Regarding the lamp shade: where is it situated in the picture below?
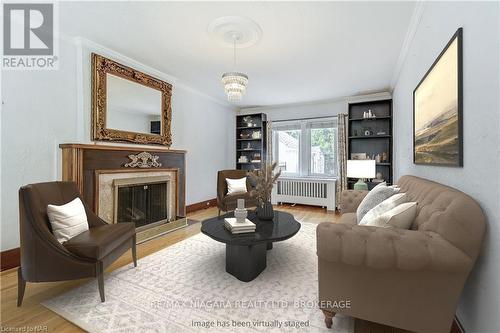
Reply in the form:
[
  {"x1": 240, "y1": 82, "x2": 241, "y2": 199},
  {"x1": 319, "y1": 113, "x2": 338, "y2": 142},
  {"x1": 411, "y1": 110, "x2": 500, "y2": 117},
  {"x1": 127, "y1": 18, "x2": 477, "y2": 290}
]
[{"x1": 347, "y1": 160, "x2": 376, "y2": 179}]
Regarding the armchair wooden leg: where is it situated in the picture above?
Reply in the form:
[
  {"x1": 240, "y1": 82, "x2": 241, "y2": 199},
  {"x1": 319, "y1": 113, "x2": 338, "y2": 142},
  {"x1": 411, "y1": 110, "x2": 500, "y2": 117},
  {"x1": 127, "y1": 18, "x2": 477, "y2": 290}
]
[
  {"x1": 321, "y1": 309, "x2": 336, "y2": 329},
  {"x1": 17, "y1": 267, "x2": 26, "y2": 307},
  {"x1": 218, "y1": 209, "x2": 221, "y2": 217},
  {"x1": 97, "y1": 261, "x2": 105, "y2": 302},
  {"x1": 132, "y1": 234, "x2": 137, "y2": 267}
]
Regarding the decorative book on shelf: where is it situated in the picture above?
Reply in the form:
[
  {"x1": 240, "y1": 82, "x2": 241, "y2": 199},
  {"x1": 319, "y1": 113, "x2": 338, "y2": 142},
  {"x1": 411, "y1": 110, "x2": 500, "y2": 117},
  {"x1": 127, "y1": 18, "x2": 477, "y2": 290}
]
[
  {"x1": 347, "y1": 99, "x2": 393, "y2": 190},
  {"x1": 236, "y1": 113, "x2": 267, "y2": 171}
]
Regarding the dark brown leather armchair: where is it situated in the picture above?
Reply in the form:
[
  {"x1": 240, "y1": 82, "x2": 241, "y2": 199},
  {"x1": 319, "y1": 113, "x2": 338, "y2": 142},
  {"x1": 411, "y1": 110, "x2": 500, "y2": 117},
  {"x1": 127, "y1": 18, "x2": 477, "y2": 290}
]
[
  {"x1": 217, "y1": 170, "x2": 257, "y2": 216},
  {"x1": 18, "y1": 181, "x2": 136, "y2": 305}
]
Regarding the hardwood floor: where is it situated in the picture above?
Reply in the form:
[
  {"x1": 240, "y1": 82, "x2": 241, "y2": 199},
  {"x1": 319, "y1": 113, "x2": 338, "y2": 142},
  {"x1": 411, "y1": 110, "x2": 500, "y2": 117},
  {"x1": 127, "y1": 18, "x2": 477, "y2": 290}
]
[{"x1": 0, "y1": 204, "x2": 414, "y2": 332}]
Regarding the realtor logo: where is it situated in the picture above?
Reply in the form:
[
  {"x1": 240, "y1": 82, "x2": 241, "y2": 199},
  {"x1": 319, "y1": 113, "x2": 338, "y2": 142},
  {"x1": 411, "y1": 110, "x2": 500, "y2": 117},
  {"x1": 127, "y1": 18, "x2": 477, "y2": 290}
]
[{"x1": 2, "y1": 2, "x2": 59, "y2": 70}]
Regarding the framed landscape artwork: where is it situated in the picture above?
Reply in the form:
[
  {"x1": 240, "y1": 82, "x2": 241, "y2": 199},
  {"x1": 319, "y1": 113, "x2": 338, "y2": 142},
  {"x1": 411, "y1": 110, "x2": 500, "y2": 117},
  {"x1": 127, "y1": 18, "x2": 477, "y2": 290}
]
[{"x1": 413, "y1": 28, "x2": 463, "y2": 166}]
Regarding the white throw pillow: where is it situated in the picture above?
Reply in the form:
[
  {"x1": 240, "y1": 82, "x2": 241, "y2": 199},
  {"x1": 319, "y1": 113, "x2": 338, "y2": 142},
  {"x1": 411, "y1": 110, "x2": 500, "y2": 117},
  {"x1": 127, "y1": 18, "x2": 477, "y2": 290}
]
[
  {"x1": 47, "y1": 198, "x2": 90, "y2": 243},
  {"x1": 365, "y1": 202, "x2": 417, "y2": 229},
  {"x1": 226, "y1": 177, "x2": 247, "y2": 195},
  {"x1": 359, "y1": 193, "x2": 407, "y2": 225},
  {"x1": 356, "y1": 183, "x2": 399, "y2": 223},
  {"x1": 373, "y1": 182, "x2": 387, "y2": 189}
]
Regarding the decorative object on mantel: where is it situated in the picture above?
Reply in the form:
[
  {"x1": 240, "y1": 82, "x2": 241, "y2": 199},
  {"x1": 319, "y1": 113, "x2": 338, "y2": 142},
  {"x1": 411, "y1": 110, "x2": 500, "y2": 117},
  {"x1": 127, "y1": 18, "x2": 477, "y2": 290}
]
[
  {"x1": 124, "y1": 152, "x2": 162, "y2": 168},
  {"x1": 414, "y1": 28, "x2": 463, "y2": 167},
  {"x1": 91, "y1": 53, "x2": 172, "y2": 146},
  {"x1": 249, "y1": 162, "x2": 281, "y2": 220}
]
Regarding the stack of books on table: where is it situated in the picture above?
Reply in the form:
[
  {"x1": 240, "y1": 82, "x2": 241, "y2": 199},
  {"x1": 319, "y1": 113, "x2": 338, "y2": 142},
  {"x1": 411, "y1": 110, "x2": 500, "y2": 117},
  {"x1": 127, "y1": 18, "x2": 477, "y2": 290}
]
[{"x1": 224, "y1": 218, "x2": 256, "y2": 234}]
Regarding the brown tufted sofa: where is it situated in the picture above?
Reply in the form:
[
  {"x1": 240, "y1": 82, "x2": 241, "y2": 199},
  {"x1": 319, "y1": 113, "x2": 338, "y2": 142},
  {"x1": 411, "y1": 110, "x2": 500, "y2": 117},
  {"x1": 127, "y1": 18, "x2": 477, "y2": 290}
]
[{"x1": 316, "y1": 175, "x2": 485, "y2": 333}]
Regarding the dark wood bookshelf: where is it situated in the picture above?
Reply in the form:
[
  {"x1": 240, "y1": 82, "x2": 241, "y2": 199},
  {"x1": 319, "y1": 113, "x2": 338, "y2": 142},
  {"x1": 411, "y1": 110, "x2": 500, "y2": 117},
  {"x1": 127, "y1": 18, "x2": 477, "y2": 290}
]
[
  {"x1": 237, "y1": 126, "x2": 262, "y2": 130},
  {"x1": 347, "y1": 99, "x2": 393, "y2": 190},
  {"x1": 348, "y1": 116, "x2": 391, "y2": 121},
  {"x1": 236, "y1": 113, "x2": 267, "y2": 171}
]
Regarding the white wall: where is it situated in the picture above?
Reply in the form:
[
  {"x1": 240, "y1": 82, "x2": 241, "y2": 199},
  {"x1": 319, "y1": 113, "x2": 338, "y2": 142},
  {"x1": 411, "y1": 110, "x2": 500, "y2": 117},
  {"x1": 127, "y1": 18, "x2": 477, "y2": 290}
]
[
  {"x1": 0, "y1": 38, "x2": 235, "y2": 251},
  {"x1": 392, "y1": 2, "x2": 500, "y2": 332},
  {"x1": 238, "y1": 92, "x2": 391, "y2": 121},
  {"x1": 171, "y1": 85, "x2": 235, "y2": 204}
]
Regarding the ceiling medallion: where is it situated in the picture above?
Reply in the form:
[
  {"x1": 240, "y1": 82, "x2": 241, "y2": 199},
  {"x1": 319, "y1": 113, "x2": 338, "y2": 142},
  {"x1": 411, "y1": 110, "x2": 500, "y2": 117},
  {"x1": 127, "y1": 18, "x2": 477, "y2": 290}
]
[{"x1": 208, "y1": 16, "x2": 262, "y2": 102}]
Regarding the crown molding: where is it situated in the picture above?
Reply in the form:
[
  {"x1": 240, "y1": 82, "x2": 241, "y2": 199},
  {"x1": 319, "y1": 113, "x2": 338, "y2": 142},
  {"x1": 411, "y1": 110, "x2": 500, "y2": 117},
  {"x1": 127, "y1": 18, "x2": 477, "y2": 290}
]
[
  {"x1": 390, "y1": 1, "x2": 426, "y2": 90},
  {"x1": 72, "y1": 37, "x2": 233, "y2": 109},
  {"x1": 73, "y1": 37, "x2": 179, "y2": 84},
  {"x1": 240, "y1": 91, "x2": 392, "y2": 113},
  {"x1": 173, "y1": 82, "x2": 234, "y2": 109}
]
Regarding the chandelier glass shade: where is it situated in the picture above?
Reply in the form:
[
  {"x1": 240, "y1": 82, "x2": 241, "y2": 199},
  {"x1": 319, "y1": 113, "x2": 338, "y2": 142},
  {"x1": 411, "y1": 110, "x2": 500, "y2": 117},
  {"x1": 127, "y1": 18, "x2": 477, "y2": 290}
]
[{"x1": 221, "y1": 72, "x2": 248, "y2": 102}]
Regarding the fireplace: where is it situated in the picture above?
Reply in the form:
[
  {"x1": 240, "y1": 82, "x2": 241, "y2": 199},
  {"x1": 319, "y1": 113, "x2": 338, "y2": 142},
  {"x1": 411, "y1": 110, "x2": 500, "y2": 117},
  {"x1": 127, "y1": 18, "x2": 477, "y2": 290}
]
[
  {"x1": 60, "y1": 144, "x2": 186, "y2": 239},
  {"x1": 114, "y1": 176, "x2": 171, "y2": 230}
]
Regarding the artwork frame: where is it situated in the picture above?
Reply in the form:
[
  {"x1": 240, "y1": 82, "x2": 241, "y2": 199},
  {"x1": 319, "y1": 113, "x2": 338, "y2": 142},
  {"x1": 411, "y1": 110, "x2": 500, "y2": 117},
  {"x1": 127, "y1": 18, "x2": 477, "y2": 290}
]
[
  {"x1": 413, "y1": 28, "x2": 463, "y2": 167},
  {"x1": 91, "y1": 53, "x2": 173, "y2": 146}
]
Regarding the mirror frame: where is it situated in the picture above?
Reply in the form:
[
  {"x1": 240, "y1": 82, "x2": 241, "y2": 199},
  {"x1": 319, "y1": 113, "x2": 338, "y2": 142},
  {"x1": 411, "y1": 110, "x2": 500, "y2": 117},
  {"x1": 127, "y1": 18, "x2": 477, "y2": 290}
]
[{"x1": 91, "y1": 53, "x2": 173, "y2": 146}]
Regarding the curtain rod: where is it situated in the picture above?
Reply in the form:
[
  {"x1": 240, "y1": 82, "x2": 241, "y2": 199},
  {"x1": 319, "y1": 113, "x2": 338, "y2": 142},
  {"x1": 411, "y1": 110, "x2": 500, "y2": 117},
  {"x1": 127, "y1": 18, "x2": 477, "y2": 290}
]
[{"x1": 271, "y1": 115, "x2": 339, "y2": 123}]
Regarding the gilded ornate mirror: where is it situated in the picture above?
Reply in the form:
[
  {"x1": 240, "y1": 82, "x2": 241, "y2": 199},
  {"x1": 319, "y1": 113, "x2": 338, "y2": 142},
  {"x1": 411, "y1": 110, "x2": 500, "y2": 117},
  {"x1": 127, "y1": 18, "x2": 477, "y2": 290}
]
[{"x1": 91, "y1": 53, "x2": 172, "y2": 146}]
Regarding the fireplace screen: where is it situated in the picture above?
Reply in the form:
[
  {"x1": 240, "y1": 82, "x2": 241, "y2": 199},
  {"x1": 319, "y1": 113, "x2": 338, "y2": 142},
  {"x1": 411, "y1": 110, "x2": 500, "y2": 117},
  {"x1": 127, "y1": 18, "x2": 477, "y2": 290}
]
[{"x1": 116, "y1": 181, "x2": 168, "y2": 228}]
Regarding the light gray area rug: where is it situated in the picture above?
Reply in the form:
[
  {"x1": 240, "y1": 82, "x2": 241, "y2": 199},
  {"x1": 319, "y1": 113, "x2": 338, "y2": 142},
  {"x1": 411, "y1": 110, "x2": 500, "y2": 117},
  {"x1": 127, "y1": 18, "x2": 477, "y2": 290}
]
[{"x1": 43, "y1": 222, "x2": 353, "y2": 333}]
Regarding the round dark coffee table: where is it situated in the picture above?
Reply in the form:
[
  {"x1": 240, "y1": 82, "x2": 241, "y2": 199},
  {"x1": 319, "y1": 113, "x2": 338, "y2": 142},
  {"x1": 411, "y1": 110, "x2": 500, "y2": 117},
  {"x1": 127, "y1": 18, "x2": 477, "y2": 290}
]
[{"x1": 201, "y1": 210, "x2": 300, "y2": 282}]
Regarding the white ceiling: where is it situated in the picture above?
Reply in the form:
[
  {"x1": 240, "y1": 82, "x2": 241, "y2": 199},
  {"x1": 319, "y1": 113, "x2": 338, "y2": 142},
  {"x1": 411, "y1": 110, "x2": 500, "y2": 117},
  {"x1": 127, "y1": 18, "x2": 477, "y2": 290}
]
[{"x1": 61, "y1": 1, "x2": 416, "y2": 107}]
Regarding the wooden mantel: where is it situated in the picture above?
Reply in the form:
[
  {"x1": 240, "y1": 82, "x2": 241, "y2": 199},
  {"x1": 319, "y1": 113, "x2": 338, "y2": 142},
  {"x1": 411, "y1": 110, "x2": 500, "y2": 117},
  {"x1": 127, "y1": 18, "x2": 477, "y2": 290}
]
[
  {"x1": 60, "y1": 143, "x2": 187, "y2": 217},
  {"x1": 59, "y1": 143, "x2": 186, "y2": 153}
]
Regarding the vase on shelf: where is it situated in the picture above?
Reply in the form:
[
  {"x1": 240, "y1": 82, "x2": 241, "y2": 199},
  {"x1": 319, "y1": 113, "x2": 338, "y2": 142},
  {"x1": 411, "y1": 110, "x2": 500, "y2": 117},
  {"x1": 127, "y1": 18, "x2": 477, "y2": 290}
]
[{"x1": 256, "y1": 201, "x2": 274, "y2": 220}]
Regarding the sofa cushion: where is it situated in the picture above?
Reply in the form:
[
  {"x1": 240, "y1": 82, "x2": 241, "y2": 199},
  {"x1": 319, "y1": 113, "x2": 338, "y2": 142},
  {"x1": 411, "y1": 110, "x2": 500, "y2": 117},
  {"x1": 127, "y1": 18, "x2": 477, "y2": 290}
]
[
  {"x1": 356, "y1": 184, "x2": 398, "y2": 223},
  {"x1": 359, "y1": 193, "x2": 407, "y2": 225},
  {"x1": 64, "y1": 222, "x2": 135, "y2": 260},
  {"x1": 47, "y1": 198, "x2": 89, "y2": 243},
  {"x1": 316, "y1": 222, "x2": 472, "y2": 272},
  {"x1": 365, "y1": 202, "x2": 417, "y2": 229},
  {"x1": 338, "y1": 213, "x2": 357, "y2": 225}
]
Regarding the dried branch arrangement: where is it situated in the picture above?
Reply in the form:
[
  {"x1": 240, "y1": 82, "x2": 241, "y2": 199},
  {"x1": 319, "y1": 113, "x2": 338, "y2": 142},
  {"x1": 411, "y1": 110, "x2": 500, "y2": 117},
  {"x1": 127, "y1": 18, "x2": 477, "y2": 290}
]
[{"x1": 248, "y1": 162, "x2": 281, "y2": 207}]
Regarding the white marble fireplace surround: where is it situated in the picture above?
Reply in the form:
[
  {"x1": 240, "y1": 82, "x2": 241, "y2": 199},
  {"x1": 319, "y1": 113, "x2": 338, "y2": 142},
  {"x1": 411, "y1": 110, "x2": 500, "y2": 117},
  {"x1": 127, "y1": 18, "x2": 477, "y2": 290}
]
[{"x1": 97, "y1": 170, "x2": 177, "y2": 226}]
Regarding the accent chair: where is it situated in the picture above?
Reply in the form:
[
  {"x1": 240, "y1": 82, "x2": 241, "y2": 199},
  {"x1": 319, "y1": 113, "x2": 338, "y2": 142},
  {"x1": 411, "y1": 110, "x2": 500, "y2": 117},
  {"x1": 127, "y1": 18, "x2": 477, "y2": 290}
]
[
  {"x1": 217, "y1": 169, "x2": 257, "y2": 216},
  {"x1": 18, "y1": 181, "x2": 137, "y2": 305}
]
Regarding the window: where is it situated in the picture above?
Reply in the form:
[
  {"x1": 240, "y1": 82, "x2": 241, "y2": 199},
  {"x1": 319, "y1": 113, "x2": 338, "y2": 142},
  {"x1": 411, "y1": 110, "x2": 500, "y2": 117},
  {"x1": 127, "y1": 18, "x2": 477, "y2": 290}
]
[
  {"x1": 273, "y1": 123, "x2": 301, "y2": 174},
  {"x1": 272, "y1": 118, "x2": 337, "y2": 177}
]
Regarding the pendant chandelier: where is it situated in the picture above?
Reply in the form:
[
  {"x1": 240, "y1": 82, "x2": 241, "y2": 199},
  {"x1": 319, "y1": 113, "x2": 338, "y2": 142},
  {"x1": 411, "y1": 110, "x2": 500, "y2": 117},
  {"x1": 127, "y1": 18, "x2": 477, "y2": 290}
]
[{"x1": 221, "y1": 35, "x2": 248, "y2": 102}]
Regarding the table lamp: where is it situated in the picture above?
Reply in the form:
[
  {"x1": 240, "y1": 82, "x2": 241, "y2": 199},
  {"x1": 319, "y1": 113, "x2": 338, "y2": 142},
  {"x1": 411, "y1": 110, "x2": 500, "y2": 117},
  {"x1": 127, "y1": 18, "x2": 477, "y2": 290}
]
[{"x1": 347, "y1": 160, "x2": 376, "y2": 190}]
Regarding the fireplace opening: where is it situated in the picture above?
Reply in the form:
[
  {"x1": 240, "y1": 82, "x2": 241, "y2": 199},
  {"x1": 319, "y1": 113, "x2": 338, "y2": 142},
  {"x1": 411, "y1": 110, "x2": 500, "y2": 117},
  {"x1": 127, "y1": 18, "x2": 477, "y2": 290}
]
[{"x1": 113, "y1": 176, "x2": 171, "y2": 230}]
